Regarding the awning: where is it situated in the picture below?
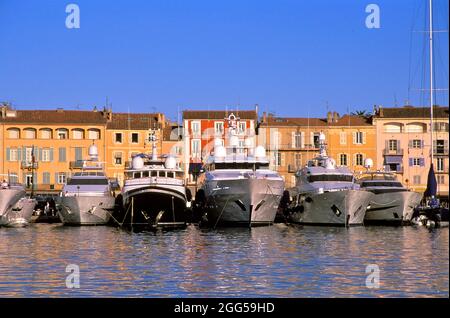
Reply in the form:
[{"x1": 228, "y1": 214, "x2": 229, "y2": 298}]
[
  {"x1": 189, "y1": 163, "x2": 203, "y2": 175},
  {"x1": 384, "y1": 156, "x2": 403, "y2": 164}
]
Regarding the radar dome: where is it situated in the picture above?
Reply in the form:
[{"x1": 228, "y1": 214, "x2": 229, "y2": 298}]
[
  {"x1": 364, "y1": 158, "x2": 373, "y2": 169},
  {"x1": 229, "y1": 135, "x2": 239, "y2": 147},
  {"x1": 165, "y1": 156, "x2": 177, "y2": 169},
  {"x1": 319, "y1": 132, "x2": 326, "y2": 142},
  {"x1": 244, "y1": 137, "x2": 253, "y2": 148},
  {"x1": 132, "y1": 156, "x2": 144, "y2": 169},
  {"x1": 214, "y1": 145, "x2": 226, "y2": 158},
  {"x1": 88, "y1": 144, "x2": 98, "y2": 159},
  {"x1": 254, "y1": 146, "x2": 266, "y2": 158}
]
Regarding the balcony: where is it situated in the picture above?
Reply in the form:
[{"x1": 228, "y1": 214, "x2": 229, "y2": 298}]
[
  {"x1": 69, "y1": 161, "x2": 84, "y2": 169},
  {"x1": 21, "y1": 161, "x2": 38, "y2": 170},
  {"x1": 288, "y1": 164, "x2": 300, "y2": 173},
  {"x1": 383, "y1": 149, "x2": 404, "y2": 156},
  {"x1": 433, "y1": 148, "x2": 449, "y2": 156}
]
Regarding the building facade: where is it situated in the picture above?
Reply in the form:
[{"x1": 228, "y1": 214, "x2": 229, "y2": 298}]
[
  {"x1": 373, "y1": 105, "x2": 449, "y2": 198},
  {"x1": 258, "y1": 112, "x2": 377, "y2": 188},
  {"x1": 182, "y1": 109, "x2": 258, "y2": 183},
  {"x1": 0, "y1": 105, "x2": 168, "y2": 191}
]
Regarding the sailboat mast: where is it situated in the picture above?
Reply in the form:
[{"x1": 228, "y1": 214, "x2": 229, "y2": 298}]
[{"x1": 429, "y1": 0, "x2": 434, "y2": 166}]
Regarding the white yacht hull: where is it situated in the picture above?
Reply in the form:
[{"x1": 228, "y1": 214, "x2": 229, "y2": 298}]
[
  {"x1": 289, "y1": 189, "x2": 374, "y2": 226},
  {"x1": 364, "y1": 191, "x2": 423, "y2": 225},
  {"x1": 201, "y1": 178, "x2": 284, "y2": 227},
  {"x1": 57, "y1": 196, "x2": 116, "y2": 225},
  {"x1": 0, "y1": 189, "x2": 36, "y2": 227}
]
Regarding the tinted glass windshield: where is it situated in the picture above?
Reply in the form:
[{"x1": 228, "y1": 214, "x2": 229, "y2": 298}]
[
  {"x1": 361, "y1": 181, "x2": 403, "y2": 187},
  {"x1": 213, "y1": 162, "x2": 269, "y2": 170},
  {"x1": 67, "y1": 178, "x2": 108, "y2": 185},
  {"x1": 308, "y1": 175, "x2": 353, "y2": 182}
]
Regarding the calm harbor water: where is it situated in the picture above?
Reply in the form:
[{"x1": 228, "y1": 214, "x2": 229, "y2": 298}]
[{"x1": 0, "y1": 223, "x2": 448, "y2": 297}]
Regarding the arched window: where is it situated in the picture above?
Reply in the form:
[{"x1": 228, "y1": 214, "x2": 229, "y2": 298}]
[
  {"x1": 40, "y1": 128, "x2": 52, "y2": 139},
  {"x1": 87, "y1": 128, "x2": 100, "y2": 140},
  {"x1": 405, "y1": 122, "x2": 426, "y2": 133},
  {"x1": 23, "y1": 128, "x2": 37, "y2": 139},
  {"x1": 383, "y1": 122, "x2": 403, "y2": 133},
  {"x1": 7, "y1": 128, "x2": 20, "y2": 139},
  {"x1": 57, "y1": 128, "x2": 68, "y2": 140},
  {"x1": 72, "y1": 129, "x2": 85, "y2": 140}
]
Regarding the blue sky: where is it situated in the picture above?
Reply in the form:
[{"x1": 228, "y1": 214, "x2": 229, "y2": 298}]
[{"x1": 0, "y1": 0, "x2": 448, "y2": 122}]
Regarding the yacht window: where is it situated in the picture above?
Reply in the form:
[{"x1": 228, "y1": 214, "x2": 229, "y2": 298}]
[
  {"x1": 176, "y1": 172, "x2": 184, "y2": 178},
  {"x1": 142, "y1": 171, "x2": 149, "y2": 178},
  {"x1": 167, "y1": 172, "x2": 175, "y2": 178},
  {"x1": 307, "y1": 175, "x2": 353, "y2": 182},
  {"x1": 67, "y1": 178, "x2": 109, "y2": 185},
  {"x1": 361, "y1": 181, "x2": 403, "y2": 187},
  {"x1": 151, "y1": 171, "x2": 157, "y2": 177},
  {"x1": 133, "y1": 172, "x2": 141, "y2": 178}
]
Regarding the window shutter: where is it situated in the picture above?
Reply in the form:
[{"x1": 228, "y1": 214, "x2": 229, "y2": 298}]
[
  {"x1": 281, "y1": 153, "x2": 285, "y2": 167},
  {"x1": 55, "y1": 173, "x2": 59, "y2": 184},
  {"x1": 301, "y1": 132, "x2": 305, "y2": 148},
  {"x1": 6, "y1": 148, "x2": 10, "y2": 161},
  {"x1": 409, "y1": 158, "x2": 413, "y2": 166},
  {"x1": 385, "y1": 140, "x2": 389, "y2": 150},
  {"x1": 408, "y1": 140, "x2": 412, "y2": 148},
  {"x1": 291, "y1": 132, "x2": 295, "y2": 148},
  {"x1": 419, "y1": 158, "x2": 425, "y2": 167},
  {"x1": 17, "y1": 148, "x2": 22, "y2": 161},
  {"x1": 397, "y1": 140, "x2": 400, "y2": 150},
  {"x1": 38, "y1": 148, "x2": 42, "y2": 161},
  {"x1": 433, "y1": 140, "x2": 437, "y2": 151},
  {"x1": 445, "y1": 140, "x2": 449, "y2": 150},
  {"x1": 362, "y1": 132, "x2": 367, "y2": 144},
  {"x1": 49, "y1": 148, "x2": 54, "y2": 162},
  {"x1": 310, "y1": 132, "x2": 314, "y2": 148},
  {"x1": 352, "y1": 132, "x2": 356, "y2": 144},
  {"x1": 420, "y1": 140, "x2": 424, "y2": 148}
]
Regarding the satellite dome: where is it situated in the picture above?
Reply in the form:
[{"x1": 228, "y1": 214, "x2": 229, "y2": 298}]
[
  {"x1": 229, "y1": 135, "x2": 239, "y2": 147},
  {"x1": 364, "y1": 158, "x2": 374, "y2": 169},
  {"x1": 244, "y1": 137, "x2": 253, "y2": 148},
  {"x1": 214, "y1": 145, "x2": 226, "y2": 158},
  {"x1": 88, "y1": 144, "x2": 98, "y2": 159},
  {"x1": 165, "y1": 156, "x2": 177, "y2": 169},
  {"x1": 254, "y1": 146, "x2": 266, "y2": 159},
  {"x1": 132, "y1": 156, "x2": 144, "y2": 169}
]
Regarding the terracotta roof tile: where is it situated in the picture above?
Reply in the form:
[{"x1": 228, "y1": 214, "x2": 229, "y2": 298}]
[
  {"x1": 260, "y1": 115, "x2": 372, "y2": 127},
  {"x1": 375, "y1": 106, "x2": 449, "y2": 119},
  {"x1": 183, "y1": 110, "x2": 257, "y2": 120},
  {"x1": 107, "y1": 113, "x2": 163, "y2": 130},
  {"x1": 0, "y1": 109, "x2": 107, "y2": 124}
]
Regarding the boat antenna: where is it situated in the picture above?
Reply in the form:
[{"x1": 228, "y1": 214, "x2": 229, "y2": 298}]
[{"x1": 150, "y1": 132, "x2": 157, "y2": 161}]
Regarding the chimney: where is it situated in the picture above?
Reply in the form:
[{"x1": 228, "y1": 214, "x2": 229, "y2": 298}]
[
  {"x1": 333, "y1": 112, "x2": 339, "y2": 123},
  {"x1": 379, "y1": 106, "x2": 384, "y2": 117},
  {"x1": 56, "y1": 108, "x2": 64, "y2": 113},
  {"x1": 262, "y1": 111, "x2": 267, "y2": 123},
  {"x1": 255, "y1": 103, "x2": 259, "y2": 119},
  {"x1": 93, "y1": 106, "x2": 97, "y2": 112},
  {"x1": 326, "y1": 111, "x2": 332, "y2": 123}
]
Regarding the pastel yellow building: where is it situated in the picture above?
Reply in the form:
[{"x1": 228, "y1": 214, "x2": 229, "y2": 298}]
[
  {"x1": 0, "y1": 105, "x2": 168, "y2": 192},
  {"x1": 373, "y1": 105, "x2": 448, "y2": 199},
  {"x1": 258, "y1": 112, "x2": 377, "y2": 188}
]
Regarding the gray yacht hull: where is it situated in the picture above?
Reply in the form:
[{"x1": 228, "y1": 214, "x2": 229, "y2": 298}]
[
  {"x1": 289, "y1": 189, "x2": 374, "y2": 226},
  {"x1": 364, "y1": 191, "x2": 423, "y2": 225},
  {"x1": 0, "y1": 189, "x2": 36, "y2": 227},
  {"x1": 57, "y1": 196, "x2": 116, "y2": 225},
  {"x1": 202, "y1": 178, "x2": 284, "y2": 227}
]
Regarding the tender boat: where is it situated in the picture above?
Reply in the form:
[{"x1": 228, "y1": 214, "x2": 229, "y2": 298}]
[
  {"x1": 195, "y1": 116, "x2": 285, "y2": 228},
  {"x1": 287, "y1": 132, "x2": 374, "y2": 226},
  {"x1": 0, "y1": 175, "x2": 36, "y2": 227},
  {"x1": 114, "y1": 134, "x2": 190, "y2": 229},
  {"x1": 357, "y1": 170, "x2": 422, "y2": 225},
  {"x1": 56, "y1": 144, "x2": 116, "y2": 225}
]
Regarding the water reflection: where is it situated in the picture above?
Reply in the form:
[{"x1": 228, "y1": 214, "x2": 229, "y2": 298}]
[{"x1": 0, "y1": 224, "x2": 448, "y2": 297}]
